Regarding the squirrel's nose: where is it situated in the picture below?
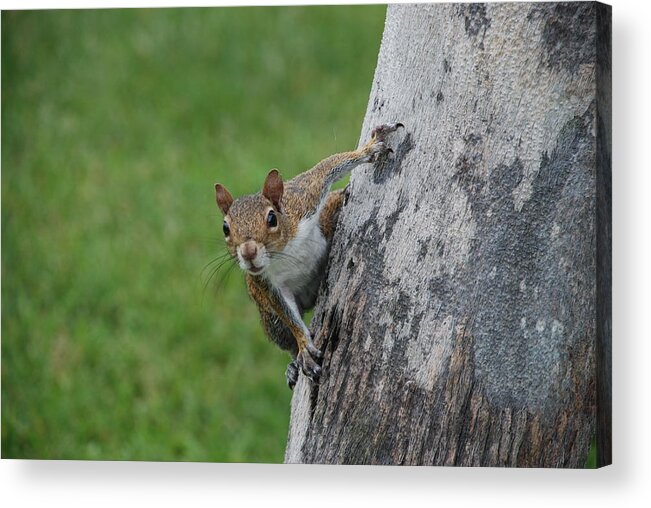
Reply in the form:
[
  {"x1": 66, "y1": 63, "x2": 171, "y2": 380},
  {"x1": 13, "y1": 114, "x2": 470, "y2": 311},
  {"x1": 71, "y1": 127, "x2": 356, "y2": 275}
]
[{"x1": 240, "y1": 241, "x2": 258, "y2": 262}]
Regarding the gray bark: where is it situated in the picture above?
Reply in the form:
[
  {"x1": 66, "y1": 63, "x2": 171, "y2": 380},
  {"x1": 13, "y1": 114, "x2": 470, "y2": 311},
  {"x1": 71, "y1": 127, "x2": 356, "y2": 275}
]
[{"x1": 286, "y1": 2, "x2": 611, "y2": 467}]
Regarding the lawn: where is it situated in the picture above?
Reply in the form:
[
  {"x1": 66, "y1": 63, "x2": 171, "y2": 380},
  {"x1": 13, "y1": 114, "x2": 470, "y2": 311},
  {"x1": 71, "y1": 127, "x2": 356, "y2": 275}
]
[{"x1": 2, "y1": 5, "x2": 385, "y2": 462}]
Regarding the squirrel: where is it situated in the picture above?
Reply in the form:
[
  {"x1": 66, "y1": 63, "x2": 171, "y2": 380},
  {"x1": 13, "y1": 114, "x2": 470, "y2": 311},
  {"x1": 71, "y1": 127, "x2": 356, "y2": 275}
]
[{"x1": 214, "y1": 123, "x2": 403, "y2": 389}]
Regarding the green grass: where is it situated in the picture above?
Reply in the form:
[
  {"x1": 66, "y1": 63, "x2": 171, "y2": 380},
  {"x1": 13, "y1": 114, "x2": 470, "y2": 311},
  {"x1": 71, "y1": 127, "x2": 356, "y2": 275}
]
[
  {"x1": 1, "y1": 6, "x2": 385, "y2": 462},
  {"x1": 585, "y1": 435, "x2": 597, "y2": 468}
]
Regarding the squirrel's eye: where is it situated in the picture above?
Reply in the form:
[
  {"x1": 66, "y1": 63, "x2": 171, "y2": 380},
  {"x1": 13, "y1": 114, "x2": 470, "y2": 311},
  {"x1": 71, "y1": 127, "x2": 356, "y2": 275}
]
[
  {"x1": 267, "y1": 210, "x2": 278, "y2": 228},
  {"x1": 223, "y1": 221, "x2": 230, "y2": 237}
]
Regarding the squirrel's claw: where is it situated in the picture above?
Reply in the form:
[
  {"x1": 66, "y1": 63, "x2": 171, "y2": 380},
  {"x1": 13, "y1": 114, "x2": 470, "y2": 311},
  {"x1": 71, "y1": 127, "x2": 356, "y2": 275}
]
[
  {"x1": 306, "y1": 341, "x2": 323, "y2": 359},
  {"x1": 297, "y1": 348, "x2": 322, "y2": 383},
  {"x1": 364, "y1": 122, "x2": 404, "y2": 162},
  {"x1": 371, "y1": 122, "x2": 404, "y2": 141}
]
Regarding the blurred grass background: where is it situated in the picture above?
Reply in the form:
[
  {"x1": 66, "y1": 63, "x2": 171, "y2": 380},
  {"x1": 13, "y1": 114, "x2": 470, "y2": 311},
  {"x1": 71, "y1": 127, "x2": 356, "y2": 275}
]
[{"x1": 1, "y1": 6, "x2": 385, "y2": 462}]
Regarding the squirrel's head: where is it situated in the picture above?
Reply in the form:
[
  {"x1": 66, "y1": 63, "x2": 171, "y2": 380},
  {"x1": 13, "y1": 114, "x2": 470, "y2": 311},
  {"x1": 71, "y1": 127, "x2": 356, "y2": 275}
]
[{"x1": 215, "y1": 169, "x2": 290, "y2": 276}]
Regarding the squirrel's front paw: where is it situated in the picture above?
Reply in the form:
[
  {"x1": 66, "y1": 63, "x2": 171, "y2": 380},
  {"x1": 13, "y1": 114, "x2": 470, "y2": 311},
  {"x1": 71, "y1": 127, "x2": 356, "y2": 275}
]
[
  {"x1": 371, "y1": 122, "x2": 404, "y2": 142},
  {"x1": 297, "y1": 342, "x2": 323, "y2": 383},
  {"x1": 363, "y1": 122, "x2": 404, "y2": 162},
  {"x1": 365, "y1": 141, "x2": 391, "y2": 163}
]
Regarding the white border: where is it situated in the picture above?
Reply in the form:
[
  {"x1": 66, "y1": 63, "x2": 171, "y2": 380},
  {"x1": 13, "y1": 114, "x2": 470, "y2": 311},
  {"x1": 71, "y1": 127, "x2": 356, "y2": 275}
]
[{"x1": 2, "y1": 0, "x2": 650, "y2": 507}]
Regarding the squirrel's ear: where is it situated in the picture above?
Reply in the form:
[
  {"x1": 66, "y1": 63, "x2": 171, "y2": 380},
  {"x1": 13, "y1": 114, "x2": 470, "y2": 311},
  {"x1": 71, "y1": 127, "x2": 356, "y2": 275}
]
[
  {"x1": 215, "y1": 183, "x2": 234, "y2": 215},
  {"x1": 262, "y1": 169, "x2": 283, "y2": 211}
]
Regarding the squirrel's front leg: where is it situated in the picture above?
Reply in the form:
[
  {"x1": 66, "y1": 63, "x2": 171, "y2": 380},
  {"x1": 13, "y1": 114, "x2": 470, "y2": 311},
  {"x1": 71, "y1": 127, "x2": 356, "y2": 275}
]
[
  {"x1": 249, "y1": 277, "x2": 323, "y2": 383},
  {"x1": 269, "y1": 285, "x2": 323, "y2": 382},
  {"x1": 295, "y1": 123, "x2": 404, "y2": 211}
]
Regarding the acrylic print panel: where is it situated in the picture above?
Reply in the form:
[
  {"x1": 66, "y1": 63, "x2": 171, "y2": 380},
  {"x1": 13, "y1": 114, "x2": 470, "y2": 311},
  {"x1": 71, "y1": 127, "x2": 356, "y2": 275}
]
[{"x1": 1, "y1": 2, "x2": 611, "y2": 467}]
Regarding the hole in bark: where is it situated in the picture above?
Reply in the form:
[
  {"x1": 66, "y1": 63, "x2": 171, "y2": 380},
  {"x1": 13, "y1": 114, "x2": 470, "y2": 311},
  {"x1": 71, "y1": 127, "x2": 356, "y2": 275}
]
[
  {"x1": 309, "y1": 382, "x2": 320, "y2": 419},
  {"x1": 328, "y1": 307, "x2": 343, "y2": 354},
  {"x1": 343, "y1": 184, "x2": 351, "y2": 205}
]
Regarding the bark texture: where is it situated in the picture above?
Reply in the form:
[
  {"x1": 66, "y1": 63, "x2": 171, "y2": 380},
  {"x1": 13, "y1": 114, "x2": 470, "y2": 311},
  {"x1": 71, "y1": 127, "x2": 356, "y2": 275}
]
[{"x1": 286, "y1": 2, "x2": 611, "y2": 467}]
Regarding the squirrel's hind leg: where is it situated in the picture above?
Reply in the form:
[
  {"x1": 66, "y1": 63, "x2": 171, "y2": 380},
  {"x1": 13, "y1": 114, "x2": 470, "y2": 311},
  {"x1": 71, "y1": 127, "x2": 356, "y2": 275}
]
[
  {"x1": 319, "y1": 189, "x2": 346, "y2": 241},
  {"x1": 285, "y1": 359, "x2": 300, "y2": 390}
]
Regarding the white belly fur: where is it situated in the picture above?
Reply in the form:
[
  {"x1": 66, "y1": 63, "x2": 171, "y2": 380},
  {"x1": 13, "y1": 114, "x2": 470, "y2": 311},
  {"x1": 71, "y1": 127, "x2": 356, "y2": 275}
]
[{"x1": 264, "y1": 212, "x2": 328, "y2": 301}]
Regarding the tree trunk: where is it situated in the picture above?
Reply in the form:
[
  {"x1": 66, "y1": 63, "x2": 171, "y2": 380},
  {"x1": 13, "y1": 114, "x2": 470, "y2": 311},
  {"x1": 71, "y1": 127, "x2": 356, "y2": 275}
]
[{"x1": 285, "y1": 2, "x2": 611, "y2": 467}]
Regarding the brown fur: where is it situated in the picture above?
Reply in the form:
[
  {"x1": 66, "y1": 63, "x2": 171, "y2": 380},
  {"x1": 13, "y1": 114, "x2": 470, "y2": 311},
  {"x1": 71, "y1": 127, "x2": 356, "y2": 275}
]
[
  {"x1": 220, "y1": 145, "x2": 373, "y2": 259},
  {"x1": 214, "y1": 123, "x2": 402, "y2": 387},
  {"x1": 246, "y1": 275, "x2": 309, "y2": 349},
  {"x1": 320, "y1": 189, "x2": 345, "y2": 240}
]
